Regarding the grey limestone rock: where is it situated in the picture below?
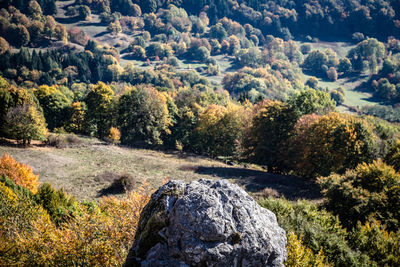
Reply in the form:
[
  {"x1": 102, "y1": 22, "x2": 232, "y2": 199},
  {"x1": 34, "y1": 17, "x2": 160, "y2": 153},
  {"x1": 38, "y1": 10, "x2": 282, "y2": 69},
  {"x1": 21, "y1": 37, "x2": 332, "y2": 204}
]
[{"x1": 124, "y1": 179, "x2": 286, "y2": 267}]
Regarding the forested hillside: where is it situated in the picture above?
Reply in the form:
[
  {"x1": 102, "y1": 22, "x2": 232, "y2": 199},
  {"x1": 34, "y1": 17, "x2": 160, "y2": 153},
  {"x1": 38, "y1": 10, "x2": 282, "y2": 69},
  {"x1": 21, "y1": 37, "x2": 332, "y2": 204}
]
[{"x1": 0, "y1": 0, "x2": 400, "y2": 266}]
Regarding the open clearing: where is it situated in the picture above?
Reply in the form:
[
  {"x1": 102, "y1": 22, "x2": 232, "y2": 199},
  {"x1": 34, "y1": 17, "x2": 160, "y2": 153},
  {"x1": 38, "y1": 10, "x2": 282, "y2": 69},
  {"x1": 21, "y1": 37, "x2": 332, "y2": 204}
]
[{"x1": 0, "y1": 137, "x2": 321, "y2": 201}]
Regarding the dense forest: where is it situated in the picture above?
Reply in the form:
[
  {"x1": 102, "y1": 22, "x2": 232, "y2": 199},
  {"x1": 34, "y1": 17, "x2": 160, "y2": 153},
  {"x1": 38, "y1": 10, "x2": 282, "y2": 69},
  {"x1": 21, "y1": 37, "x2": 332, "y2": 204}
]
[{"x1": 0, "y1": 0, "x2": 400, "y2": 266}]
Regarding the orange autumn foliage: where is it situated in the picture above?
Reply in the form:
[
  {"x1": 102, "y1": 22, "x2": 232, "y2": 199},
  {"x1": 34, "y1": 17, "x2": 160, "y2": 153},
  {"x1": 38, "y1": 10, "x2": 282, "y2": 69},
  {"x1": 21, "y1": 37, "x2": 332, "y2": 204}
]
[{"x1": 0, "y1": 153, "x2": 39, "y2": 193}]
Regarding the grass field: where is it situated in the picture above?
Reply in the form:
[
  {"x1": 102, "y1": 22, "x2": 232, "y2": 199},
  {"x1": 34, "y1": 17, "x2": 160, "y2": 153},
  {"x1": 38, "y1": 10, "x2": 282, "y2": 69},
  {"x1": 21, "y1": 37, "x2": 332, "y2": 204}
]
[
  {"x1": 298, "y1": 41, "x2": 382, "y2": 108},
  {"x1": 0, "y1": 137, "x2": 321, "y2": 201}
]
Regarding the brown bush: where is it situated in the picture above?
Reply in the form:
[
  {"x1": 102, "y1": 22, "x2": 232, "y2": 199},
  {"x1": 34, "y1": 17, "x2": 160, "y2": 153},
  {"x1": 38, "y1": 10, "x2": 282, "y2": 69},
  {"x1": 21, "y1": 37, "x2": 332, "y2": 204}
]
[
  {"x1": 46, "y1": 133, "x2": 83, "y2": 148},
  {"x1": 99, "y1": 172, "x2": 136, "y2": 196}
]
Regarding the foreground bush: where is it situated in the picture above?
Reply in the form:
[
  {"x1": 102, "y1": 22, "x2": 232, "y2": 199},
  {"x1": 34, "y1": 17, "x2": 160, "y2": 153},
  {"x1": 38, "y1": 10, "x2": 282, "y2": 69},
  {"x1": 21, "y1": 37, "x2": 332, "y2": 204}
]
[
  {"x1": 258, "y1": 198, "x2": 370, "y2": 266},
  {"x1": 0, "y1": 168, "x2": 151, "y2": 266},
  {"x1": 0, "y1": 152, "x2": 40, "y2": 193},
  {"x1": 349, "y1": 220, "x2": 400, "y2": 267},
  {"x1": 286, "y1": 231, "x2": 330, "y2": 267},
  {"x1": 318, "y1": 160, "x2": 400, "y2": 231}
]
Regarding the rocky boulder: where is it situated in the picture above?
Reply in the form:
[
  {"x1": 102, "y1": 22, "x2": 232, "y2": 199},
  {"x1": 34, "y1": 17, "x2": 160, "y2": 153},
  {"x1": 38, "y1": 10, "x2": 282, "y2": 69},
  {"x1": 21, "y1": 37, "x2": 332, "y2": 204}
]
[{"x1": 124, "y1": 179, "x2": 287, "y2": 267}]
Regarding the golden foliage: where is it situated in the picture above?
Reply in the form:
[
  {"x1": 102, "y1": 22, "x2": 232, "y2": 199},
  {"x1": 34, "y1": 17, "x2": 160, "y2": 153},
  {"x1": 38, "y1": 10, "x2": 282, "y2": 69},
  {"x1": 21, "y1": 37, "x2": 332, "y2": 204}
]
[
  {"x1": 0, "y1": 153, "x2": 39, "y2": 193},
  {"x1": 286, "y1": 232, "x2": 331, "y2": 267},
  {"x1": 109, "y1": 127, "x2": 121, "y2": 144},
  {"x1": 0, "y1": 175, "x2": 151, "y2": 266}
]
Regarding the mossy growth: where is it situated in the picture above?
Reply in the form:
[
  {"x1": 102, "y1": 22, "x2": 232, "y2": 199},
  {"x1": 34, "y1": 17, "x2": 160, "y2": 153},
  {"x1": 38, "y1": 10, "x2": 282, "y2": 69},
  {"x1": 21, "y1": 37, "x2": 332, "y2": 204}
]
[
  {"x1": 136, "y1": 211, "x2": 167, "y2": 258},
  {"x1": 133, "y1": 183, "x2": 185, "y2": 258},
  {"x1": 231, "y1": 232, "x2": 242, "y2": 245}
]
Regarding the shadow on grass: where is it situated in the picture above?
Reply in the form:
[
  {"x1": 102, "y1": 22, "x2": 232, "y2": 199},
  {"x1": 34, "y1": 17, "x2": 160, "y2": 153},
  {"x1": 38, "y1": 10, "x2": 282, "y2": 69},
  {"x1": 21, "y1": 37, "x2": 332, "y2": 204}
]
[
  {"x1": 0, "y1": 138, "x2": 46, "y2": 148},
  {"x1": 94, "y1": 31, "x2": 109, "y2": 38},
  {"x1": 55, "y1": 16, "x2": 80, "y2": 24},
  {"x1": 195, "y1": 166, "x2": 322, "y2": 200},
  {"x1": 98, "y1": 184, "x2": 125, "y2": 197},
  {"x1": 76, "y1": 21, "x2": 104, "y2": 27}
]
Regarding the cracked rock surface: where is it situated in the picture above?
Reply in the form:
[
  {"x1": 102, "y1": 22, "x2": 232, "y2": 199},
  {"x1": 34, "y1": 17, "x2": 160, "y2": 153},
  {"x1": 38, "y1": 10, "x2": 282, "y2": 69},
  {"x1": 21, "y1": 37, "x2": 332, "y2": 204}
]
[{"x1": 124, "y1": 179, "x2": 286, "y2": 267}]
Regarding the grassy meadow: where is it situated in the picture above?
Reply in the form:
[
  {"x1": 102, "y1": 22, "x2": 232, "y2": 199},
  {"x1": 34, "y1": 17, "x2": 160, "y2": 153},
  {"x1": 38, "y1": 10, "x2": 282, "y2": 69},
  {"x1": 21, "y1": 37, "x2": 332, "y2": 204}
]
[{"x1": 0, "y1": 136, "x2": 321, "y2": 201}]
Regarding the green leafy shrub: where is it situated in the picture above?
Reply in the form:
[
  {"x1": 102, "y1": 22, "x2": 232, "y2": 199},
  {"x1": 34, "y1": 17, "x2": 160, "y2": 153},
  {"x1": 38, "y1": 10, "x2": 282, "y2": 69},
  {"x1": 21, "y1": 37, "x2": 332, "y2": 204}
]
[
  {"x1": 349, "y1": 220, "x2": 400, "y2": 267},
  {"x1": 35, "y1": 183, "x2": 78, "y2": 225},
  {"x1": 258, "y1": 197, "x2": 370, "y2": 266},
  {"x1": 318, "y1": 160, "x2": 400, "y2": 231}
]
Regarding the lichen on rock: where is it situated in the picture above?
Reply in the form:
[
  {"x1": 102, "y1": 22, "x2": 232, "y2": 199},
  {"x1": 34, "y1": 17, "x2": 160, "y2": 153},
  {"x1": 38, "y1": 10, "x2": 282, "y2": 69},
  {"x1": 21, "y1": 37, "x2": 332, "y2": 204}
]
[{"x1": 124, "y1": 179, "x2": 287, "y2": 267}]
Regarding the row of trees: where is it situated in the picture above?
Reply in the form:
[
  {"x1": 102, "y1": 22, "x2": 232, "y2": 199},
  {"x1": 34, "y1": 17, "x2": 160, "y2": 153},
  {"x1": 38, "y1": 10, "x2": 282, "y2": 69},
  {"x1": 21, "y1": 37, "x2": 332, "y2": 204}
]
[
  {"x1": 2, "y1": 74, "x2": 399, "y2": 180},
  {"x1": 180, "y1": 0, "x2": 400, "y2": 40},
  {"x1": 0, "y1": 4, "x2": 67, "y2": 47}
]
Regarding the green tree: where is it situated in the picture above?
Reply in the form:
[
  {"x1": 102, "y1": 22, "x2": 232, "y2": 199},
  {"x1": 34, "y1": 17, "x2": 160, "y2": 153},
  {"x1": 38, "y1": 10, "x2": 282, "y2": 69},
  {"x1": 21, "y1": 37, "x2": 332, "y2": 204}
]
[
  {"x1": 78, "y1": 5, "x2": 91, "y2": 21},
  {"x1": 241, "y1": 100, "x2": 299, "y2": 172},
  {"x1": 305, "y1": 77, "x2": 318, "y2": 89},
  {"x1": 375, "y1": 78, "x2": 397, "y2": 100},
  {"x1": 209, "y1": 23, "x2": 227, "y2": 41},
  {"x1": 118, "y1": 86, "x2": 171, "y2": 146},
  {"x1": 84, "y1": 82, "x2": 115, "y2": 138},
  {"x1": 288, "y1": 88, "x2": 335, "y2": 116},
  {"x1": 141, "y1": 0, "x2": 157, "y2": 13},
  {"x1": 28, "y1": 0, "x2": 43, "y2": 19},
  {"x1": 8, "y1": 24, "x2": 30, "y2": 47},
  {"x1": 4, "y1": 105, "x2": 47, "y2": 146},
  {"x1": 338, "y1": 58, "x2": 352, "y2": 74},
  {"x1": 34, "y1": 85, "x2": 72, "y2": 130},
  {"x1": 65, "y1": 101, "x2": 86, "y2": 134},
  {"x1": 0, "y1": 79, "x2": 40, "y2": 134},
  {"x1": 194, "y1": 104, "x2": 247, "y2": 157},
  {"x1": 348, "y1": 38, "x2": 385, "y2": 73},
  {"x1": 0, "y1": 37, "x2": 9, "y2": 55},
  {"x1": 330, "y1": 88, "x2": 346, "y2": 106},
  {"x1": 326, "y1": 67, "x2": 338, "y2": 81},
  {"x1": 194, "y1": 46, "x2": 210, "y2": 62},
  {"x1": 302, "y1": 50, "x2": 328, "y2": 74}
]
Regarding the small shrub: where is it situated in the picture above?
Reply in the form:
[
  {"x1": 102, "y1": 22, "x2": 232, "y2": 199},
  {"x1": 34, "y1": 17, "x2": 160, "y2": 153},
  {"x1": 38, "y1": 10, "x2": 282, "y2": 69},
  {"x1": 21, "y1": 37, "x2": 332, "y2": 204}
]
[
  {"x1": 46, "y1": 133, "x2": 66, "y2": 148},
  {"x1": 108, "y1": 127, "x2": 121, "y2": 144},
  {"x1": 286, "y1": 231, "x2": 330, "y2": 267},
  {"x1": 261, "y1": 187, "x2": 281, "y2": 198},
  {"x1": 46, "y1": 133, "x2": 83, "y2": 148},
  {"x1": 35, "y1": 183, "x2": 78, "y2": 226},
  {"x1": 99, "y1": 172, "x2": 136, "y2": 195},
  {"x1": 64, "y1": 134, "x2": 83, "y2": 147}
]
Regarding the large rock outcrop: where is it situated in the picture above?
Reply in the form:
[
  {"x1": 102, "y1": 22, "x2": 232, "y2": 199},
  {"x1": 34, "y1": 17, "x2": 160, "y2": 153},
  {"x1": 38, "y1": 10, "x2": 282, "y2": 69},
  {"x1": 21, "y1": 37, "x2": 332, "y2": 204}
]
[{"x1": 124, "y1": 179, "x2": 287, "y2": 267}]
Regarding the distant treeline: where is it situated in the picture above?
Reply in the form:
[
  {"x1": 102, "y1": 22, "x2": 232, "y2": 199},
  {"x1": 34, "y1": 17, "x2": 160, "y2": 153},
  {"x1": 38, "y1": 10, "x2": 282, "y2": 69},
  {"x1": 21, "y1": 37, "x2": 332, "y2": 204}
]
[{"x1": 83, "y1": 0, "x2": 400, "y2": 40}]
